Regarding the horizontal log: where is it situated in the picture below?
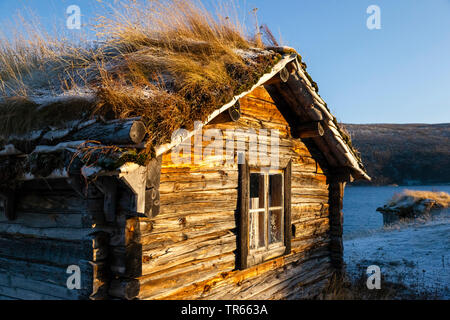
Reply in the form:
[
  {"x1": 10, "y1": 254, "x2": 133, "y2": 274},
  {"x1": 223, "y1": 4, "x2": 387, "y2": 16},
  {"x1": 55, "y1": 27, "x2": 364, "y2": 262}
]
[
  {"x1": 0, "y1": 273, "x2": 82, "y2": 300},
  {"x1": 71, "y1": 119, "x2": 147, "y2": 145},
  {"x1": 155, "y1": 244, "x2": 330, "y2": 300},
  {"x1": 292, "y1": 218, "x2": 330, "y2": 239},
  {"x1": 209, "y1": 101, "x2": 241, "y2": 124},
  {"x1": 159, "y1": 177, "x2": 237, "y2": 194},
  {"x1": 15, "y1": 191, "x2": 103, "y2": 214},
  {"x1": 139, "y1": 254, "x2": 235, "y2": 299},
  {"x1": 229, "y1": 257, "x2": 332, "y2": 300},
  {"x1": 0, "y1": 236, "x2": 102, "y2": 266},
  {"x1": 291, "y1": 206, "x2": 329, "y2": 224},
  {"x1": 0, "y1": 284, "x2": 63, "y2": 300},
  {"x1": 159, "y1": 189, "x2": 237, "y2": 207},
  {"x1": 291, "y1": 173, "x2": 328, "y2": 188},
  {"x1": 0, "y1": 258, "x2": 103, "y2": 299},
  {"x1": 141, "y1": 234, "x2": 236, "y2": 275},
  {"x1": 0, "y1": 211, "x2": 103, "y2": 229},
  {"x1": 204, "y1": 249, "x2": 330, "y2": 300},
  {"x1": 139, "y1": 228, "x2": 232, "y2": 251},
  {"x1": 0, "y1": 223, "x2": 96, "y2": 241},
  {"x1": 292, "y1": 121, "x2": 324, "y2": 139},
  {"x1": 140, "y1": 213, "x2": 236, "y2": 237}
]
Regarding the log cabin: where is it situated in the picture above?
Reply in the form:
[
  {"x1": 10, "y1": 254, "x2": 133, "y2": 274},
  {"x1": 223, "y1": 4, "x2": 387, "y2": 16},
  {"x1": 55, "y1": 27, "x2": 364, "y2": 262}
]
[{"x1": 0, "y1": 47, "x2": 369, "y2": 300}]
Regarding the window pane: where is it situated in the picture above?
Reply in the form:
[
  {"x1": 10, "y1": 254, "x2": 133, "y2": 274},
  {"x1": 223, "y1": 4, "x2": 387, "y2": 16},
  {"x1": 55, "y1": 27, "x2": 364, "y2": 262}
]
[
  {"x1": 249, "y1": 211, "x2": 266, "y2": 249},
  {"x1": 269, "y1": 209, "x2": 283, "y2": 244},
  {"x1": 268, "y1": 174, "x2": 283, "y2": 208},
  {"x1": 250, "y1": 173, "x2": 264, "y2": 210}
]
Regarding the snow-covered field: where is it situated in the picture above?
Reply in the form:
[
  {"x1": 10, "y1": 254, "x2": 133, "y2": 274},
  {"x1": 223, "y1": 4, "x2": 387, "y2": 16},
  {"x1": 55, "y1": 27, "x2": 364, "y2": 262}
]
[
  {"x1": 345, "y1": 217, "x2": 450, "y2": 299},
  {"x1": 343, "y1": 186, "x2": 450, "y2": 299}
]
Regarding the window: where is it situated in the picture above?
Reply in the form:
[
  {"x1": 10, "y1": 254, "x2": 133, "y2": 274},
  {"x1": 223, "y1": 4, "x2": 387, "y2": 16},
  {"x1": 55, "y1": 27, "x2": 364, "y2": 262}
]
[{"x1": 239, "y1": 161, "x2": 292, "y2": 269}]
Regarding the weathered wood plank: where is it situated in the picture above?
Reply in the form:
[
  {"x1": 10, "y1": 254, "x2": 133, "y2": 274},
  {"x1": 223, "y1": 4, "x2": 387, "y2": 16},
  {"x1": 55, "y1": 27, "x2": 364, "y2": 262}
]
[
  {"x1": 0, "y1": 223, "x2": 96, "y2": 241},
  {"x1": 0, "y1": 236, "x2": 99, "y2": 266},
  {"x1": 139, "y1": 254, "x2": 235, "y2": 299},
  {"x1": 151, "y1": 244, "x2": 330, "y2": 300},
  {"x1": 0, "y1": 211, "x2": 103, "y2": 229},
  {"x1": 0, "y1": 285, "x2": 63, "y2": 300},
  {"x1": 0, "y1": 274, "x2": 82, "y2": 300},
  {"x1": 71, "y1": 119, "x2": 147, "y2": 145},
  {"x1": 14, "y1": 192, "x2": 103, "y2": 214},
  {"x1": 142, "y1": 234, "x2": 236, "y2": 275}
]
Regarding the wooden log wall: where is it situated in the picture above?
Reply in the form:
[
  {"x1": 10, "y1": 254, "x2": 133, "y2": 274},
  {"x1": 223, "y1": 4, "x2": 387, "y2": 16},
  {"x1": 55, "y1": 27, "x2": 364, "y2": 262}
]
[
  {"x1": 138, "y1": 86, "x2": 335, "y2": 300},
  {"x1": 0, "y1": 174, "x2": 146, "y2": 300},
  {"x1": 0, "y1": 179, "x2": 109, "y2": 300}
]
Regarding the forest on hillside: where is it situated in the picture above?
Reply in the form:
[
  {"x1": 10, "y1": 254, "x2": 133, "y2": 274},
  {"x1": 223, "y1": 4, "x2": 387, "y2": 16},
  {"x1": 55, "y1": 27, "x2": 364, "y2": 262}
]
[{"x1": 343, "y1": 123, "x2": 450, "y2": 186}]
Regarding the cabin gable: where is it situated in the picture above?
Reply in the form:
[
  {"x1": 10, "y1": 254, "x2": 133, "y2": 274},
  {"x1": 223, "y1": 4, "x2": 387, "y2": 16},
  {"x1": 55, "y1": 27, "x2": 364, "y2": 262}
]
[{"x1": 137, "y1": 85, "x2": 335, "y2": 300}]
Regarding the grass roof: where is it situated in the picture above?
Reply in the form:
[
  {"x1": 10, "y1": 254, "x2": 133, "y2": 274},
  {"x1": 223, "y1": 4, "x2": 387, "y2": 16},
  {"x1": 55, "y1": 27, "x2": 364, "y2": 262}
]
[
  {"x1": 0, "y1": 0, "x2": 282, "y2": 147},
  {"x1": 0, "y1": 0, "x2": 368, "y2": 181}
]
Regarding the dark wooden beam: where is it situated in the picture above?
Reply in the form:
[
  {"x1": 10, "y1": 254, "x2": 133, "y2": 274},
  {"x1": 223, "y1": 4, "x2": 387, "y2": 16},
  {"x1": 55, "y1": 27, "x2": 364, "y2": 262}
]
[
  {"x1": 0, "y1": 189, "x2": 16, "y2": 221},
  {"x1": 146, "y1": 156, "x2": 162, "y2": 190},
  {"x1": 109, "y1": 279, "x2": 140, "y2": 300},
  {"x1": 238, "y1": 154, "x2": 250, "y2": 270},
  {"x1": 71, "y1": 120, "x2": 147, "y2": 145},
  {"x1": 280, "y1": 67, "x2": 291, "y2": 83},
  {"x1": 292, "y1": 121, "x2": 324, "y2": 139},
  {"x1": 329, "y1": 167, "x2": 355, "y2": 184},
  {"x1": 329, "y1": 182, "x2": 345, "y2": 274},
  {"x1": 209, "y1": 101, "x2": 241, "y2": 124},
  {"x1": 94, "y1": 177, "x2": 118, "y2": 223},
  {"x1": 284, "y1": 160, "x2": 292, "y2": 255}
]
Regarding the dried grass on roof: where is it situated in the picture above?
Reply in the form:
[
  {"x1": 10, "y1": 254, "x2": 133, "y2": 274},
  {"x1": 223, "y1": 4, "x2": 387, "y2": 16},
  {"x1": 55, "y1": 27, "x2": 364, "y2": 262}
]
[{"x1": 0, "y1": 0, "x2": 280, "y2": 146}]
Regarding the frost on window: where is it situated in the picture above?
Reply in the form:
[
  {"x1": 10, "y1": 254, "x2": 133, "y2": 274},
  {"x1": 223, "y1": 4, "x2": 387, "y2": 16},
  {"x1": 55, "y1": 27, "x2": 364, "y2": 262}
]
[
  {"x1": 269, "y1": 209, "x2": 282, "y2": 244},
  {"x1": 249, "y1": 211, "x2": 265, "y2": 249},
  {"x1": 249, "y1": 172, "x2": 284, "y2": 250}
]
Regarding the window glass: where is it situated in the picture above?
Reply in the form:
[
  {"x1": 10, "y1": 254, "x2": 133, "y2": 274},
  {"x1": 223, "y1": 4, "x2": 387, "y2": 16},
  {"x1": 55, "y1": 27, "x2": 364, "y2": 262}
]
[
  {"x1": 249, "y1": 172, "x2": 284, "y2": 251},
  {"x1": 249, "y1": 212, "x2": 266, "y2": 249},
  {"x1": 250, "y1": 173, "x2": 264, "y2": 210},
  {"x1": 269, "y1": 209, "x2": 283, "y2": 244},
  {"x1": 268, "y1": 174, "x2": 283, "y2": 208}
]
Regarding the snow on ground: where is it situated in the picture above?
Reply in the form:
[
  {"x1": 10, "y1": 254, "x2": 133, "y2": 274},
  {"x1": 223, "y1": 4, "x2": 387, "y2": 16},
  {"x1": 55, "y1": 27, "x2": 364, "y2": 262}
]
[{"x1": 344, "y1": 216, "x2": 450, "y2": 299}]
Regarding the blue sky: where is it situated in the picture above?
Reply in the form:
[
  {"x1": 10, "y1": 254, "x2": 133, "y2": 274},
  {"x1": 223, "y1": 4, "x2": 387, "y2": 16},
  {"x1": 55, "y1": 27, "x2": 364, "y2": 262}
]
[{"x1": 1, "y1": 0, "x2": 449, "y2": 124}]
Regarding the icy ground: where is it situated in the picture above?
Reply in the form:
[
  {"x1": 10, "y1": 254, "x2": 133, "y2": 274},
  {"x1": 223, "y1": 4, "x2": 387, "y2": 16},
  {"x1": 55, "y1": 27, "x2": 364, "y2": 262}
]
[{"x1": 344, "y1": 215, "x2": 450, "y2": 299}]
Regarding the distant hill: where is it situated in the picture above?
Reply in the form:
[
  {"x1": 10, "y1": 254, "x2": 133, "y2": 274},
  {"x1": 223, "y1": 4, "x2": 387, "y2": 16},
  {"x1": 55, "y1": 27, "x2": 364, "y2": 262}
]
[{"x1": 343, "y1": 123, "x2": 450, "y2": 185}]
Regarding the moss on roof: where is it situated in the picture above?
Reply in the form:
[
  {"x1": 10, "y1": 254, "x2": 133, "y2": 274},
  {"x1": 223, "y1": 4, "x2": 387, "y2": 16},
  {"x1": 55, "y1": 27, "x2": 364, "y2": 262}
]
[
  {"x1": 0, "y1": 0, "x2": 282, "y2": 150},
  {"x1": 0, "y1": 1, "x2": 366, "y2": 179}
]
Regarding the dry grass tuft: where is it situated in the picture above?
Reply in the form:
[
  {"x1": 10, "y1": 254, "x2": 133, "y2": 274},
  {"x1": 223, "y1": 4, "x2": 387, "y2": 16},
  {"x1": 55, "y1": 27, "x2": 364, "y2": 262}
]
[
  {"x1": 390, "y1": 190, "x2": 450, "y2": 209},
  {"x1": 322, "y1": 272, "x2": 438, "y2": 300},
  {"x1": 0, "y1": 0, "x2": 282, "y2": 146}
]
